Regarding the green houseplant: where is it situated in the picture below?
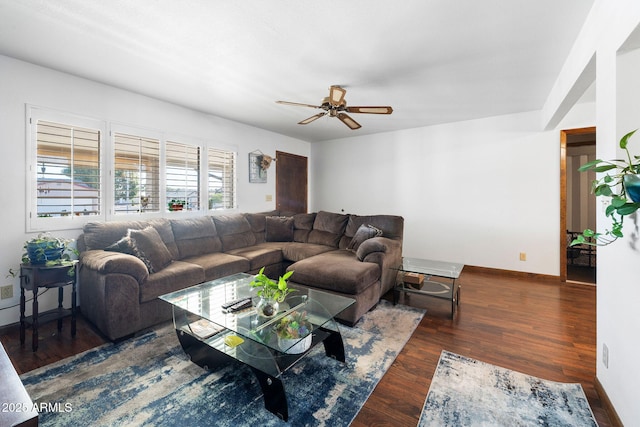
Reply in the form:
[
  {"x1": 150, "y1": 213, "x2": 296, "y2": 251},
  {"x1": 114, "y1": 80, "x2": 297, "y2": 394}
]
[
  {"x1": 250, "y1": 267, "x2": 295, "y2": 317},
  {"x1": 571, "y1": 129, "x2": 640, "y2": 246},
  {"x1": 168, "y1": 199, "x2": 185, "y2": 211},
  {"x1": 23, "y1": 232, "x2": 77, "y2": 266}
]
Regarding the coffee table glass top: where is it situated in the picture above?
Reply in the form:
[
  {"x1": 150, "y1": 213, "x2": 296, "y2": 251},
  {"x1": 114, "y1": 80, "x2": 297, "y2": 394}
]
[
  {"x1": 159, "y1": 273, "x2": 354, "y2": 353},
  {"x1": 394, "y1": 257, "x2": 464, "y2": 279}
]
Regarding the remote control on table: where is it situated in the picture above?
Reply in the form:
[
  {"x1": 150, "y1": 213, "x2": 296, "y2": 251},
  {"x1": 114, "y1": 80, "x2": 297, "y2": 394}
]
[
  {"x1": 226, "y1": 299, "x2": 253, "y2": 312},
  {"x1": 221, "y1": 297, "x2": 252, "y2": 310}
]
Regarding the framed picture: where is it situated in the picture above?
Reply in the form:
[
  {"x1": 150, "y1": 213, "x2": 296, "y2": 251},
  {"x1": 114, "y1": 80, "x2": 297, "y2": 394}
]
[{"x1": 249, "y1": 152, "x2": 267, "y2": 183}]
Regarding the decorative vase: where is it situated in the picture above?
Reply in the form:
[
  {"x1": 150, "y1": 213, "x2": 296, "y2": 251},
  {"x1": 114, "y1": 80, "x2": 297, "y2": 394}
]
[
  {"x1": 26, "y1": 242, "x2": 63, "y2": 264},
  {"x1": 256, "y1": 298, "x2": 279, "y2": 318},
  {"x1": 623, "y1": 174, "x2": 640, "y2": 203},
  {"x1": 277, "y1": 334, "x2": 312, "y2": 354}
]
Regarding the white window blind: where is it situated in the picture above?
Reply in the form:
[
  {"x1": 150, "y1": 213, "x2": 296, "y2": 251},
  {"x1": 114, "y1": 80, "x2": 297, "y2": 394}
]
[
  {"x1": 166, "y1": 141, "x2": 200, "y2": 211},
  {"x1": 113, "y1": 132, "x2": 160, "y2": 214},
  {"x1": 35, "y1": 120, "x2": 101, "y2": 218},
  {"x1": 208, "y1": 147, "x2": 236, "y2": 210}
]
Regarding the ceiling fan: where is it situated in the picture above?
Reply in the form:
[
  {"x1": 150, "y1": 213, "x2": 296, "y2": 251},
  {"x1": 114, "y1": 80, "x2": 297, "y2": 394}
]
[{"x1": 276, "y1": 85, "x2": 393, "y2": 130}]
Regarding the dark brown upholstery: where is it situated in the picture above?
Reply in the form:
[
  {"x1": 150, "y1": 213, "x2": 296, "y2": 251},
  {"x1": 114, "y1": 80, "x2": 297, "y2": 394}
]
[{"x1": 78, "y1": 210, "x2": 403, "y2": 340}]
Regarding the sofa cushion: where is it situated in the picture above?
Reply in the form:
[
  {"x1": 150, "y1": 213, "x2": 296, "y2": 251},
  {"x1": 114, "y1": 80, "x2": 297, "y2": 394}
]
[
  {"x1": 225, "y1": 243, "x2": 283, "y2": 270},
  {"x1": 139, "y1": 260, "x2": 205, "y2": 303},
  {"x1": 172, "y1": 217, "x2": 222, "y2": 259},
  {"x1": 341, "y1": 214, "x2": 404, "y2": 249},
  {"x1": 266, "y1": 216, "x2": 294, "y2": 242},
  {"x1": 128, "y1": 227, "x2": 173, "y2": 273},
  {"x1": 83, "y1": 220, "x2": 146, "y2": 251},
  {"x1": 148, "y1": 218, "x2": 180, "y2": 259},
  {"x1": 347, "y1": 224, "x2": 383, "y2": 252},
  {"x1": 104, "y1": 236, "x2": 135, "y2": 255},
  {"x1": 293, "y1": 212, "x2": 316, "y2": 243},
  {"x1": 213, "y1": 214, "x2": 257, "y2": 251},
  {"x1": 279, "y1": 242, "x2": 336, "y2": 262},
  {"x1": 246, "y1": 213, "x2": 268, "y2": 244},
  {"x1": 287, "y1": 250, "x2": 380, "y2": 295},
  {"x1": 180, "y1": 253, "x2": 250, "y2": 281},
  {"x1": 307, "y1": 211, "x2": 349, "y2": 247}
]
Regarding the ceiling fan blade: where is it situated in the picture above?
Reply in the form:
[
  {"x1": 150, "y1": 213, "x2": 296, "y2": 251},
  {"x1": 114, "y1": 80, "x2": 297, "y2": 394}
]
[
  {"x1": 276, "y1": 100, "x2": 322, "y2": 109},
  {"x1": 298, "y1": 112, "x2": 326, "y2": 125},
  {"x1": 329, "y1": 86, "x2": 347, "y2": 107},
  {"x1": 337, "y1": 112, "x2": 361, "y2": 130},
  {"x1": 345, "y1": 106, "x2": 393, "y2": 114}
]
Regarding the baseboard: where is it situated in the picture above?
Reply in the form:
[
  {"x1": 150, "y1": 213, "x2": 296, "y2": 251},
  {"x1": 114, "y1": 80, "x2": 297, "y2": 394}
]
[
  {"x1": 462, "y1": 265, "x2": 560, "y2": 282},
  {"x1": 594, "y1": 376, "x2": 623, "y2": 427}
]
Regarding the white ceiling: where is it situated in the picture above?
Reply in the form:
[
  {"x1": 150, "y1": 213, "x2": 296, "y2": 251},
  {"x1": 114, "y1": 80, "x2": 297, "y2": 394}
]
[{"x1": 0, "y1": 0, "x2": 595, "y2": 142}]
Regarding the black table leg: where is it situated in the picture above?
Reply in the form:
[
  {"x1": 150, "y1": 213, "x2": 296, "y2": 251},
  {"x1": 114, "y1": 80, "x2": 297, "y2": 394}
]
[
  {"x1": 19, "y1": 287, "x2": 25, "y2": 345},
  {"x1": 250, "y1": 368, "x2": 289, "y2": 421},
  {"x1": 32, "y1": 288, "x2": 38, "y2": 352},
  {"x1": 321, "y1": 328, "x2": 346, "y2": 362}
]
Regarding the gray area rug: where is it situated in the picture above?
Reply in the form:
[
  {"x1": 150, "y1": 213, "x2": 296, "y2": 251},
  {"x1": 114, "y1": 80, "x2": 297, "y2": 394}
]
[
  {"x1": 21, "y1": 300, "x2": 424, "y2": 426},
  {"x1": 419, "y1": 350, "x2": 598, "y2": 427}
]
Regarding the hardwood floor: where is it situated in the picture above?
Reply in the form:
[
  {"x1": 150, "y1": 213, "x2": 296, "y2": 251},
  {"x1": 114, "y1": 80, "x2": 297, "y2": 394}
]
[
  {"x1": 0, "y1": 268, "x2": 612, "y2": 426},
  {"x1": 353, "y1": 267, "x2": 612, "y2": 427}
]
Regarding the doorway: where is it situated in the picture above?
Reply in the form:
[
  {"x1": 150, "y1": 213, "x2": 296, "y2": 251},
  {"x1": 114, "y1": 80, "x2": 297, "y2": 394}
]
[{"x1": 560, "y1": 127, "x2": 596, "y2": 284}]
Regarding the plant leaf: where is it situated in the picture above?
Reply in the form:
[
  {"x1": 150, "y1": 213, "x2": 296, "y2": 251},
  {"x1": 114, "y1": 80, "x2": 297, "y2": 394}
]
[
  {"x1": 616, "y1": 203, "x2": 640, "y2": 215},
  {"x1": 592, "y1": 164, "x2": 618, "y2": 173},
  {"x1": 619, "y1": 129, "x2": 638, "y2": 149}
]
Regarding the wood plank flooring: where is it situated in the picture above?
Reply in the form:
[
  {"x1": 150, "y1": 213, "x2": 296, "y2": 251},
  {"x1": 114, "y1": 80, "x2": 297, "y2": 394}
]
[
  {"x1": 353, "y1": 267, "x2": 612, "y2": 427},
  {"x1": 0, "y1": 268, "x2": 612, "y2": 426}
]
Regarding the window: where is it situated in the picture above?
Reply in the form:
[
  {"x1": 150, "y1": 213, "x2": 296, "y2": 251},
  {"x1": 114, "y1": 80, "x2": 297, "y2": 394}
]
[
  {"x1": 208, "y1": 147, "x2": 236, "y2": 210},
  {"x1": 113, "y1": 132, "x2": 160, "y2": 214},
  {"x1": 27, "y1": 107, "x2": 238, "y2": 230},
  {"x1": 27, "y1": 108, "x2": 104, "y2": 231},
  {"x1": 166, "y1": 141, "x2": 200, "y2": 211}
]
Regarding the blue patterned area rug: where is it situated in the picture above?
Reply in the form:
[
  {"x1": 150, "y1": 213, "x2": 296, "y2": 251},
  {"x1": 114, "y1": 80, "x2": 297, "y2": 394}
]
[
  {"x1": 418, "y1": 350, "x2": 598, "y2": 427},
  {"x1": 21, "y1": 300, "x2": 424, "y2": 427}
]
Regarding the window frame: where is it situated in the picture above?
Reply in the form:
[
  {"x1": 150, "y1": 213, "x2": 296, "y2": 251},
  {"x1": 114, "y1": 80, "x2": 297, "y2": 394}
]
[
  {"x1": 110, "y1": 123, "x2": 163, "y2": 218},
  {"x1": 26, "y1": 106, "x2": 107, "y2": 232},
  {"x1": 165, "y1": 135, "x2": 203, "y2": 213},
  {"x1": 207, "y1": 143, "x2": 238, "y2": 211}
]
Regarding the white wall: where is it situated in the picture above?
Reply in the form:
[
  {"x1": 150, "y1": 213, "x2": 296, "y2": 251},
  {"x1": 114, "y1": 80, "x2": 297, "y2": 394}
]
[
  {"x1": 543, "y1": 0, "x2": 640, "y2": 424},
  {"x1": 311, "y1": 102, "x2": 594, "y2": 275},
  {"x1": 0, "y1": 55, "x2": 310, "y2": 327}
]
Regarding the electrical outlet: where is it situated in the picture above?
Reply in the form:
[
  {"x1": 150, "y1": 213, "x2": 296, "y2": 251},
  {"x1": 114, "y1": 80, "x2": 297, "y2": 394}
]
[
  {"x1": 265, "y1": 194, "x2": 273, "y2": 202},
  {"x1": 603, "y1": 343, "x2": 609, "y2": 368},
  {"x1": 519, "y1": 252, "x2": 527, "y2": 261},
  {"x1": 0, "y1": 285, "x2": 13, "y2": 300}
]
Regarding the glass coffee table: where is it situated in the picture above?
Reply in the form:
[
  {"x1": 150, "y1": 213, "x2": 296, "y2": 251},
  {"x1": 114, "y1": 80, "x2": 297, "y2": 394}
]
[
  {"x1": 392, "y1": 257, "x2": 464, "y2": 318},
  {"x1": 159, "y1": 273, "x2": 354, "y2": 421}
]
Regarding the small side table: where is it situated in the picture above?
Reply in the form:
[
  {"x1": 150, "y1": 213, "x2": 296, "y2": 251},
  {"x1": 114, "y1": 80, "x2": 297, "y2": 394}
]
[
  {"x1": 392, "y1": 257, "x2": 464, "y2": 318},
  {"x1": 20, "y1": 262, "x2": 78, "y2": 351}
]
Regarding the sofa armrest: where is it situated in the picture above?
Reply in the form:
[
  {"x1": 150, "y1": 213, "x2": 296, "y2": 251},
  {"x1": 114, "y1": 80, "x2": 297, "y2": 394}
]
[
  {"x1": 80, "y1": 250, "x2": 149, "y2": 284},
  {"x1": 356, "y1": 236, "x2": 400, "y2": 261}
]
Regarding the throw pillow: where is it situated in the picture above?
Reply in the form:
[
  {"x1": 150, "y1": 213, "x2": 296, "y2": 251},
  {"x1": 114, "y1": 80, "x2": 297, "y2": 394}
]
[
  {"x1": 128, "y1": 226, "x2": 173, "y2": 273},
  {"x1": 104, "y1": 236, "x2": 135, "y2": 255},
  {"x1": 347, "y1": 224, "x2": 383, "y2": 252},
  {"x1": 266, "y1": 216, "x2": 294, "y2": 242}
]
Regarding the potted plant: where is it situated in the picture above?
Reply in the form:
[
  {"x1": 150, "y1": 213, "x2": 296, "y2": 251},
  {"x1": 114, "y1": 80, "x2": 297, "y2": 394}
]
[
  {"x1": 23, "y1": 233, "x2": 77, "y2": 266},
  {"x1": 275, "y1": 310, "x2": 312, "y2": 354},
  {"x1": 250, "y1": 267, "x2": 295, "y2": 317},
  {"x1": 168, "y1": 199, "x2": 185, "y2": 211},
  {"x1": 571, "y1": 129, "x2": 640, "y2": 246}
]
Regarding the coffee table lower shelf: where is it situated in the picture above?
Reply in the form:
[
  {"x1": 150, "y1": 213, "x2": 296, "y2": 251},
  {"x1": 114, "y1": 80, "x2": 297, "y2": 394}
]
[{"x1": 175, "y1": 324, "x2": 345, "y2": 421}]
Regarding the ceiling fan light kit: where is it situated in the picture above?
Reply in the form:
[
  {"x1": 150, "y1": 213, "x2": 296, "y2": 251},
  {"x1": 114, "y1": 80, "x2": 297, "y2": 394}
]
[{"x1": 276, "y1": 85, "x2": 392, "y2": 130}]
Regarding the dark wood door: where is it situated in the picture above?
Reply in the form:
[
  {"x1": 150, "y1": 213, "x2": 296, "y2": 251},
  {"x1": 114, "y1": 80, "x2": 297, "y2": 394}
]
[{"x1": 276, "y1": 151, "x2": 308, "y2": 213}]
